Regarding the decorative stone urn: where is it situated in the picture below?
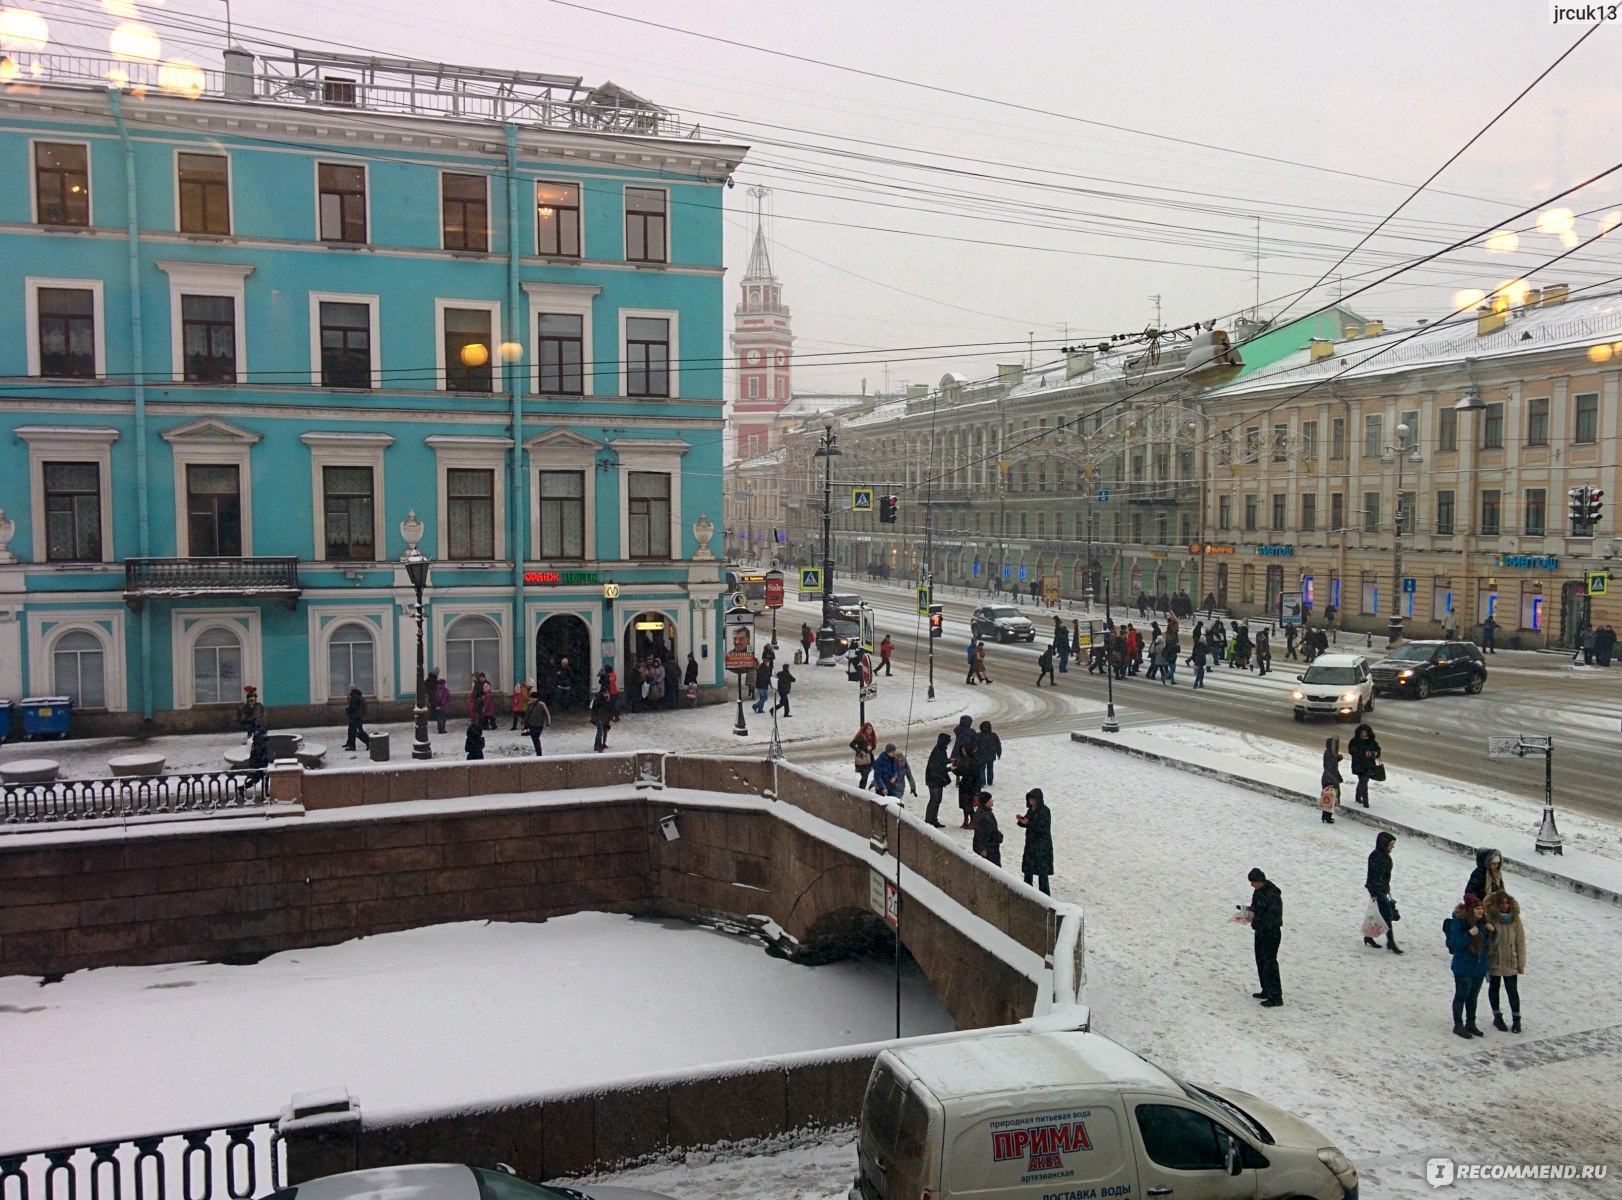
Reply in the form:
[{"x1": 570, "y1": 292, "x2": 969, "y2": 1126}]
[
  {"x1": 691, "y1": 513, "x2": 716, "y2": 561},
  {"x1": 0, "y1": 508, "x2": 16, "y2": 563},
  {"x1": 399, "y1": 510, "x2": 425, "y2": 557}
]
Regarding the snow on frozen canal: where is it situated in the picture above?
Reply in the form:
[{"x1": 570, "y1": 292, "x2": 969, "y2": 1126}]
[{"x1": 0, "y1": 913, "x2": 952, "y2": 1151}]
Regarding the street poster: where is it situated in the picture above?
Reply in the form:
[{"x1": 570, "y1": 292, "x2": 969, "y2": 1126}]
[
  {"x1": 723, "y1": 608, "x2": 757, "y2": 674},
  {"x1": 1042, "y1": 574, "x2": 1060, "y2": 605},
  {"x1": 1280, "y1": 591, "x2": 1305, "y2": 626}
]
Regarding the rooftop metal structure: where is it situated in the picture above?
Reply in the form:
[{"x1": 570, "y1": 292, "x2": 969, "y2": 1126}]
[{"x1": 0, "y1": 47, "x2": 702, "y2": 138}]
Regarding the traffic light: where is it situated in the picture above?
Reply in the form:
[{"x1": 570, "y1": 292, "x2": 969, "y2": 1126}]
[
  {"x1": 1570, "y1": 486, "x2": 1590, "y2": 527},
  {"x1": 928, "y1": 603, "x2": 944, "y2": 638},
  {"x1": 1586, "y1": 488, "x2": 1605, "y2": 526},
  {"x1": 879, "y1": 495, "x2": 898, "y2": 524}
]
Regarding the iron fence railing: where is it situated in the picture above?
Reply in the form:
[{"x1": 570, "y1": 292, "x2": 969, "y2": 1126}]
[
  {"x1": 1, "y1": 770, "x2": 271, "y2": 825},
  {"x1": 124, "y1": 557, "x2": 301, "y2": 597},
  {"x1": 0, "y1": 1118, "x2": 284, "y2": 1200}
]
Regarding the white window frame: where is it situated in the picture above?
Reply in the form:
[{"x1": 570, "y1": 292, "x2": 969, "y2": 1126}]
[
  {"x1": 29, "y1": 611, "x2": 128, "y2": 712},
  {"x1": 161, "y1": 417, "x2": 260, "y2": 557},
  {"x1": 25, "y1": 276, "x2": 107, "y2": 379},
  {"x1": 612, "y1": 438, "x2": 688, "y2": 562},
  {"x1": 300, "y1": 431, "x2": 394, "y2": 562},
  {"x1": 523, "y1": 282, "x2": 600, "y2": 396},
  {"x1": 524, "y1": 429, "x2": 602, "y2": 561},
  {"x1": 313, "y1": 159, "x2": 371, "y2": 244},
  {"x1": 308, "y1": 291, "x2": 382, "y2": 389},
  {"x1": 16, "y1": 425, "x2": 119, "y2": 563},
  {"x1": 29, "y1": 138, "x2": 93, "y2": 226},
  {"x1": 432, "y1": 297, "x2": 502, "y2": 392},
  {"x1": 171, "y1": 608, "x2": 261, "y2": 710},
  {"x1": 157, "y1": 261, "x2": 253, "y2": 384},
  {"x1": 438, "y1": 169, "x2": 491, "y2": 253},
  {"x1": 623, "y1": 184, "x2": 669, "y2": 264},
  {"x1": 172, "y1": 147, "x2": 233, "y2": 236},
  {"x1": 307, "y1": 605, "x2": 394, "y2": 702},
  {"x1": 426, "y1": 434, "x2": 512, "y2": 562},
  {"x1": 431, "y1": 602, "x2": 511, "y2": 693},
  {"x1": 618, "y1": 307, "x2": 680, "y2": 400}
]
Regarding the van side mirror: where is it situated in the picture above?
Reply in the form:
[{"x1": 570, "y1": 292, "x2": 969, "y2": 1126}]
[{"x1": 1225, "y1": 1137, "x2": 1243, "y2": 1176}]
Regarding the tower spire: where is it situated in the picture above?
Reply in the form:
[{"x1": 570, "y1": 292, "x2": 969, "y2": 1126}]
[{"x1": 744, "y1": 185, "x2": 776, "y2": 282}]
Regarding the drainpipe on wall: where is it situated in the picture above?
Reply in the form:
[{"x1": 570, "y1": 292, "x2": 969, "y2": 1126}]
[
  {"x1": 505, "y1": 124, "x2": 526, "y2": 688},
  {"x1": 1332, "y1": 385, "x2": 1350, "y2": 634},
  {"x1": 109, "y1": 88, "x2": 154, "y2": 721}
]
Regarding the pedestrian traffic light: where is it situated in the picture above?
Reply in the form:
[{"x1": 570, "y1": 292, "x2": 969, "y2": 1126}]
[
  {"x1": 928, "y1": 603, "x2": 944, "y2": 638},
  {"x1": 879, "y1": 495, "x2": 898, "y2": 524}
]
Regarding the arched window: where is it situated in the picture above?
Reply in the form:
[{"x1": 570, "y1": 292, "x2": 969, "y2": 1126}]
[
  {"x1": 327, "y1": 621, "x2": 376, "y2": 699},
  {"x1": 52, "y1": 629, "x2": 106, "y2": 708},
  {"x1": 445, "y1": 614, "x2": 502, "y2": 691},
  {"x1": 192, "y1": 626, "x2": 243, "y2": 704}
]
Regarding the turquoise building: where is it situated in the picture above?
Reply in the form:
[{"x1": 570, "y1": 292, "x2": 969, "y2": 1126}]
[{"x1": 0, "y1": 50, "x2": 748, "y2": 733}]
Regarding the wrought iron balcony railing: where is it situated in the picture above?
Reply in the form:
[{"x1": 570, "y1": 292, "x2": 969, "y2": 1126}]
[{"x1": 124, "y1": 558, "x2": 302, "y2": 610}]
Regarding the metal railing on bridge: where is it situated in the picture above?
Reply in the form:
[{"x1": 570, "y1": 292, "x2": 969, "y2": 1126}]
[
  {"x1": 0, "y1": 1117, "x2": 284, "y2": 1200},
  {"x1": 2, "y1": 770, "x2": 272, "y2": 826}
]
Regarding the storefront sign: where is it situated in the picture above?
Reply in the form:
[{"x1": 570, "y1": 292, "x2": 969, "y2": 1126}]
[
  {"x1": 1188, "y1": 544, "x2": 1236, "y2": 556},
  {"x1": 1497, "y1": 555, "x2": 1558, "y2": 569},
  {"x1": 1256, "y1": 545, "x2": 1294, "y2": 557},
  {"x1": 764, "y1": 572, "x2": 785, "y2": 608},
  {"x1": 524, "y1": 570, "x2": 601, "y2": 585}
]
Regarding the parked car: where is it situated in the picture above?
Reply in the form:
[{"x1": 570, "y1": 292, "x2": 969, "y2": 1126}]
[
  {"x1": 262, "y1": 1164, "x2": 677, "y2": 1200},
  {"x1": 1290, "y1": 653, "x2": 1374, "y2": 720},
  {"x1": 851, "y1": 1028, "x2": 1358, "y2": 1200},
  {"x1": 970, "y1": 605, "x2": 1036, "y2": 643},
  {"x1": 1371, "y1": 639, "x2": 1487, "y2": 699}
]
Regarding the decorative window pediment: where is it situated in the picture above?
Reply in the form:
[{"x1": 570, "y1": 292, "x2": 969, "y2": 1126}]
[{"x1": 161, "y1": 417, "x2": 261, "y2": 445}]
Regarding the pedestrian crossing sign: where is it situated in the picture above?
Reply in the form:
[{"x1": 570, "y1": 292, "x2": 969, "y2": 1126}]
[
  {"x1": 800, "y1": 567, "x2": 822, "y2": 590},
  {"x1": 851, "y1": 487, "x2": 874, "y2": 512},
  {"x1": 1589, "y1": 572, "x2": 1609, "y2": 596},
  {"x1": 917, "y1": 584, "x2": 932, "y2": 615}
]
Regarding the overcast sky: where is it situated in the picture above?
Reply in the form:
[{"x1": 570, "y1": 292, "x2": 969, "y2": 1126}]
[{"x1": 26, "y1": 0, "x2": 1622, "y2": 392}]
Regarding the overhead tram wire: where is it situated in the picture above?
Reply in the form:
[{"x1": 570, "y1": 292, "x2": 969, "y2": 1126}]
[{"x1": 1271, "y1": 18, "x2": 1609, "y2": 326}]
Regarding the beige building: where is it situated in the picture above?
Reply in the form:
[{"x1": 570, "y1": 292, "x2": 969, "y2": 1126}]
[{"x1": 1201, "y1": 285, "x2": 1620, "y2": 647}]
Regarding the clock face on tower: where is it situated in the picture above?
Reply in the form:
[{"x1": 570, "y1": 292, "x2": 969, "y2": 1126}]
[
  {"x1": 775, "y1": 351, "x2": 788, "y2": 366},
  {"x1": 746, "y1": 350, "x2": 762, "y2": 365}
]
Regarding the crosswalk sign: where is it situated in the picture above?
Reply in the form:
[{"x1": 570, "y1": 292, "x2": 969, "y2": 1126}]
[
  {"x1": 851, "y1": 487, "x2": 874, "y2": 512},
  {"x1": 1589, "y1": 572, "x2": 1609, "y2": 596},
  {"x1": 917, "y1": 584, "x2": 932, "y2": 615},
  {"x1": 800, "y1": 567, "x2": 822, "y2": 590}
]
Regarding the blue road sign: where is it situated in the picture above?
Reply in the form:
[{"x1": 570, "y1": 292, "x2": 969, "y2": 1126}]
[{"x1": 1096, "y1": 488, "x2": 1110, "y2": 502}]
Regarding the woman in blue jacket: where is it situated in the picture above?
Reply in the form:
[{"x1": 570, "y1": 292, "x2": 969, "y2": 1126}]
[{"x1": 1446, "y1": 893, "x2": 1494, "y2": 1038}]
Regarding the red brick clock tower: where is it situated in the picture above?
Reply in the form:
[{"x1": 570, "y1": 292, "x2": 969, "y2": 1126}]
[{"x1": 730, "y1": 187, "x2": 793, "y2": 461}]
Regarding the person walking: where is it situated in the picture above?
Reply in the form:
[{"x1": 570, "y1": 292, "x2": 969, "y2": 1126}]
[
  {"x1": 976, "y1": 720, "x2": 1002, "y2": 786},
  {"x1": 1255, "y1": 628, "x2": 1271, "y2": 676},
  {"x1": 1486, "y1": 891, "x2": 1526, "y2": 1033},
  {"x1": 522, "y1": 691, "x2": 551, "y2": 756},
  {"x1": 1054, "y1": 618, "x2": 1070, "y2": 673},
  {"x1": 1246, "y1": 868, "x2": 1284, "y2": 1007},
  {"x1": 1364, "y1": 832, "x2": 1402, "y2": 953},
  {"x1": 1447, "y1": 894, "x2": 1494, "y2": 1037},
  {"x1": 480, "y1": 676, "x2": 497, "y2": 730},
  {"x1": 1017, "y1": 788, "x2": 1053, "y2": 895},
  {"x1": 1349, "y1": 722, "x2": 1382, "y2": 807},
  {"x1": 1145, "y1": 632, "x2": 1165, "y2": 681},
  {"x1": 1320, "y1": 736, "x2": 1343, "y2": 824},
  {"x1": 892, "y1": 751, "x2": 919, "y2": 800},
  {"x1": 343, "y1": 686, "x2": 371, "y2": 751},
  {"x1": 752, "y1": 658, "x2": 772, "y2": 713},
  {"x1": 1284, "y1": 622, "x2": 1299, "y2": 660},
  {"x1": 923, "y1": 732, "x2": 952, "y2": 828},
  {"x1": 684, "y1": 652, "x2": 700, "y2": 705},
  {"x1": 879, "y1": 634, "x2": 894, "y2": 676},
  {"x1": 1191, "y1": 637, "x2": 1208, "y2": 689},
  {"x1": 509, "y1": 679, "x2": 531, "y2": 731},
  {"x1": 771, "y1": 662, "x2": 795, "y2": 717},
  {"x1": 971, "y1": 790, "x2": 1003, "y2": 865},
  {"x1": 973, "y1": 640, "x2": 992, "y2": 684},
  {"x1": 850, "y1": 722, "x2": 878, "y2": 789},
  {"x1": 1466, "y1": 848, "x2": 1506, "y2": 908},
  {"x1": 429, "y1": 670, "x2": 450, "y2": 734},
  {"x1": 464, "y1": 720, "x2": 485, "y2": 760},
  {"x1": 590, "y1": 687, "x2": 614, "y2": 752},
  {"x1": 237, "y1": 686, "x2": 265, "y2": 739},
  {"x1": 1035, "y1": 643, "x2": 1057, "y2": 687},
  {"x1": 800, "y1": 622, "x2": 815, "y2": 663},
  {"x1": 964, "y1": 638, "x2": 978, "y2": 685},
  {"x1": 1481, "y1": 614, "x2": 1499, "y2": 654}
]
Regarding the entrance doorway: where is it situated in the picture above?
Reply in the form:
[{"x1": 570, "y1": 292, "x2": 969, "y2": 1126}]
[
  {"x1": 1559, "y1": 580, "x2": 1590, "y2": 649},
  {"x1": 537, "y1": 614, "x2": 591, "y2": 711},
  {"x1": 623, "y1": 612, "x2": 678, "y2": 712},
  {"x1": 1215, "y1": 562, "x2": 1229, "y2": 610}
]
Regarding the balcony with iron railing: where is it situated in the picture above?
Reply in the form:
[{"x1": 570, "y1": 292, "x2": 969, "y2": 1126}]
[{"x1": 124, "y1": 557, "x2": 302, "y2": 610}]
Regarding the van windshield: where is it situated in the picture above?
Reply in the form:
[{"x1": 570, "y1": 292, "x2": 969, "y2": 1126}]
[
  {"x1": 1303, "y1": 666, "x2": 1359, "y2": 685},
  {"x1": 1176, "y1": 1081, "x2": 1274, "y2": 1145}
]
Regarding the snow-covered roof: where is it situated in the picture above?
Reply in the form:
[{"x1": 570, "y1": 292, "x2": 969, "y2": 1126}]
[
  {"x1": 890, "y1": 1028, "x2": 1172, "y2": 1097},
  {"x1": 1212, "y1": 287, "x2": 1622, "y2": 398},
  {"x1": 732, "y1": 447, "x2": 787, "y2": 471}
]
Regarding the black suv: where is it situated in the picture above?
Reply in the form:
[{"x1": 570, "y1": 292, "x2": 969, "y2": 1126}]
[{"x1": 1371, "y1": 640, "x2": 1487, "y2": 699}]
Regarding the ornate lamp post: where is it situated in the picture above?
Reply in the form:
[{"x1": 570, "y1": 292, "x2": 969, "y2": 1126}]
[
  {"x1": 400, "y1": 511, "x2": 432, "y2": 760},
  {"x1": 1382, "y1": 423, "x2": 1423, "y2": 645},
  {"x1": 814, "y1": 415, "x2": 842, "y2": 663}
]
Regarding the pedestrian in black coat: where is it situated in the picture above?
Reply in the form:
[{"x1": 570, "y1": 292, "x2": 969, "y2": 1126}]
[
  {"x1": 1349, "y1": 722, "x2": 1381, "y2": 807},
  {"x1": 465, "y1": 721, "x2": 485, "y2": 760},
  {"x1": 771, "y1": 664, "x2": 795, "y2": 716},
  {"x1": 923, "y1": 733, "x2": 952, "y2": 828},
  {"x1": 971, "y1": 790, "x2": 1003, "y2": 866},
  {"x1": 976, "y1": 720, "x2": 1002, "y2": 786},
  {"x1": 343, "y1": 687, "x2": 371, "y2": 751},
  {"x1": 952, "y1": 740, "x2": 979, "y2": 828},
  {"x1": 1364, "y1": 832, "x2": 1401, "y2": 953},
  {"x1": 1320, "y1": 736, "x2": 1343, "y2": 824},
  {"x1": 1017, "y1": 788, "x2": 1053, "y2": 894},
  {"x1": 1036, "y1": 644, "x2": 1057, "y2": 687},
  {"x1": 1246, "y1": 868, "x2": 1284, "y2": 1006}
]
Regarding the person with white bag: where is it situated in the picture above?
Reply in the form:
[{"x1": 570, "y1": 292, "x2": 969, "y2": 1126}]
[{"x1": 1363, "y1": 831, "x2": 1403, "y2": 954}]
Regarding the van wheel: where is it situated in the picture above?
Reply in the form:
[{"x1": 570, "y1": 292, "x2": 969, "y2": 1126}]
[{"x1": 1414, "y1": 677, "x2": 1431, "y2": 700}]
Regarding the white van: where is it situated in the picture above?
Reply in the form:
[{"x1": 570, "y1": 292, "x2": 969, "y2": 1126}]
[{"x1": 851, "y1": 1029, "x2": 1357, "y2": 1200}]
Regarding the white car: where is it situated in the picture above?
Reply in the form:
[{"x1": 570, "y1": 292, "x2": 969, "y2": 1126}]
[
  {"x1": 1291, "y1": 653, "x2": 1374, "y2": 720},
  {"x1": 261, "y1": 1164, "x2": 676, "y2": 1200}
]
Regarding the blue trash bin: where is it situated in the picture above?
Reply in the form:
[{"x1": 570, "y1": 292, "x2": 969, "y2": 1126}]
[
  {"x1": 0, "y1": 699, "x2": 12, "y2": 741},
  {"x1": 19, "y1": 696, "x2": 72, "y2": 740}
]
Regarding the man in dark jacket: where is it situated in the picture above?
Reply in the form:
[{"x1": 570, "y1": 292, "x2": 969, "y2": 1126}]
[
  {"x1": 1035, "y1": 644, "x2": 1057, "y2": 687},
  {"x1": 1246, "y1": 868, "x2": 1284, "y2": 1006},
  {"x1": 1017, "y1": 788, "x2": 1053, "y2": 894},
  {"x1": 872, "y1": 743, "x2": 904, "y2": 797},
  {"x1": 752, "y1": 658, "x2": 772, "y2": 713},
  {"x1": 923, "y1": 732, "x2": 952, "y2": 828},
  {"x1": 971, "y1": 790, "x2": 1003, "y2": 865},
  {"x1": 343, "y1": 687, "x2": 371, "y2": 751},
  {"x1": 976, "y1": 720, "x2": 1002, "y2": 786},
  {"x1": 1364, "y1": 832, "x2": 1401, "y2": 953},
  {"x1": 771, "y1": 664, "x2": 795, "y2": 717},
  {"x1": 1053, "y1": 618, "x2": 1070, "y2": 673}
]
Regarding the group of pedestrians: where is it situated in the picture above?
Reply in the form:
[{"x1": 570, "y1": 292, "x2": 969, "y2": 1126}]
[
  {"x1": 1573, "y1": 623, "x2": 1617, "y2": 666},
  {"x1": 750, "y1": 642, "x2": 798, "y2": 717}
]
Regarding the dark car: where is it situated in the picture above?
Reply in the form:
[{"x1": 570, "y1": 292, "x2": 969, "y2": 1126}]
[
  {"x1": 814, "y1": 617, "x2": 863, "y2": 659},
  {"x1": 970, "y1": 605, "x2": 1037, "y2": 643},
  {"x1": 829, "y1": 593, "x2": 863, "y2": 621},
  {"x1": 1371, "y1": 640, "x2": 1487, "y2": 699}
]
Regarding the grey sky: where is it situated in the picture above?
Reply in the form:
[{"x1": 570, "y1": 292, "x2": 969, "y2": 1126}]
[{"x1": 30, "y1": 0, "x2": 1622, "y2": 391}]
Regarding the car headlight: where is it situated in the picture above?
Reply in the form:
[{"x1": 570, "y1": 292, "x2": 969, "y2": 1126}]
[
  {"x1": 1291, "y1": 690, "x2": 1305, "y2": 701},
  {"x1": 1398, "y1": 669, "x2": 1413, "y2": 678},
  {"x1": 1317, "y1": 1146, "x2": 1357, "y2": 1185},
  {"x1": 1342, "y1": 691, "x2": 1359, "y2": 703}
]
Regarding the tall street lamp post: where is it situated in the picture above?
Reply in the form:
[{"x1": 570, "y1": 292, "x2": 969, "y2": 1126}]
[
  {"x1": 814, "y1": 416, "x2": 842, "y2": 663},
  {"x1": 401, "y1": 537, "x2": 432, "y2": 761},
  {"x1": 1102, "y1": 580, "x2": 1119, "y2": 733},
  {"x1": 1383, "y1": 422, "x2": 1423, "y2": 645}
]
